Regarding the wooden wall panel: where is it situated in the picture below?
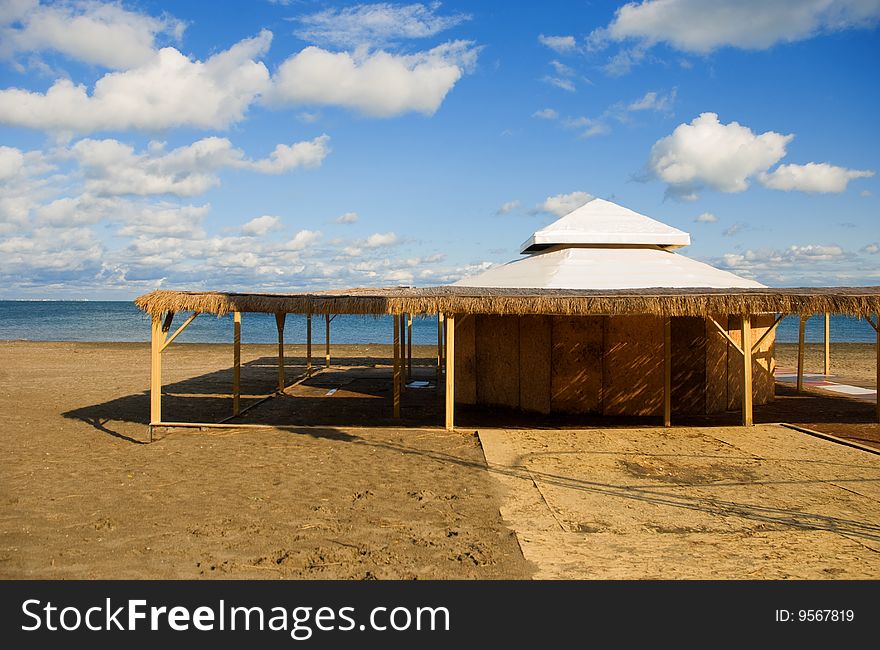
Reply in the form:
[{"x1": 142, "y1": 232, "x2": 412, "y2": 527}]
[
  {"x1": 705, "y1": 314, "x2": 728, "y2": 414},
  {"x1": 519, "y1": 315, "x2": 552, "y2": 414},
  {"x1": 454, "y1": 314, "x2": 477, "y2": 406},
  {"x1": 671, "y1": 316, "x2": 706, "y2": 415},
  {"x1": 475, "y1": 314, "x2": 520, "y2": 409},
  {"x1": 550, "y1": 316, "x2": 603, "y2": 414},
  {"x1": 752, "y1": 313, "x2": 776, "y2": 405},
  {"x1": 603, "y1": 315, "x2": 664, "y2": 417}
]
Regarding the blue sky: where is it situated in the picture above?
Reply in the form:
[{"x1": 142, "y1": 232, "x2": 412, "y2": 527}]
[{"x1": 0, "y1": 0, "x2": 877, "y2": 298}]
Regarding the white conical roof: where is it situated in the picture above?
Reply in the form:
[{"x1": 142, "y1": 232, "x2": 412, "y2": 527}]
[
  {"x1": 454, "y1": 247, "x2": 765, "y2": 290},
  {"x1": 520, "y1": 197, "x2": 690, "y2": 253},
  {"x1": 455, "y1": 197, "x2": 765, "y2": 290}
]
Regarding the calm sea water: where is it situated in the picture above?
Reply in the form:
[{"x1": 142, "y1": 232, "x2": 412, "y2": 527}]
[{"x1": 0, "y1": 301, "x2": 875, "y2": 344}]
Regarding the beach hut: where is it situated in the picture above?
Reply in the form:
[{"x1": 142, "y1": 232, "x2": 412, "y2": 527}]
[
  {"x1": 135, "y1": 199, "x2": 880, "y2": 435},
  {"x1": 450, "y1": 198, "x2": 777, "y2": 422}
]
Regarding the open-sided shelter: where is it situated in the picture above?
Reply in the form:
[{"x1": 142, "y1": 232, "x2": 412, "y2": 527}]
[{"x1": 135, "y1": 199, "x2": 880, "y2": 435}]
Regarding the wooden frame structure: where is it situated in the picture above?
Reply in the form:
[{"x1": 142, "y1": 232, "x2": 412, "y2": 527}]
[{"x1": 140, "y1": 287, "x2": 880, "y2": 436}]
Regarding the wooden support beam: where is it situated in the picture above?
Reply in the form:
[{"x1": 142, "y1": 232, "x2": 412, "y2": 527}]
[
  {"x1": 824, "y1": 312, "x2": 831, "y2": 375},
  {"x1": 233, "y1": 311, "x2": 241, "y2": 416},
  {"x1": 663, "y1": 316, "x2": 671, "y2": 427},
  {"x1": 437, "y1": 312, "x2": 444, "y2": 382},
  {"x1": 866, "y1": 315, "x2": 878, "y2": 333},
  {"x1": 161, "y1": 311, "x2": 175, "y2": 333},
  {"x1": 150, "y1": 314, "x2": 165, "y2": 427},
  {"x1": 750, "y1": 314, "x2": 784, "y2": 354},
  {"x1": 393, "y1": 314, "x2": 401, "y2": 418},
  {"x1": 160, "y1": 312, "x2": 199, "y2": 352},
  {"x1": 275, "y1": 312, "x2": 286, "y2": 392},
  {"x1": 445, "y1": 313, "x2": 455, "y2": 431},
  {"x1": 306, "y1": 314, "x2": 312, "y2": 376},
  {"x1": 797, "y1": 315, "x2": 806, "y2": 392},
  {"x1": 742, "y1": 314, "x2": 753, "y2": 427},
  {"x1": 407, "y1": 313, "x2": 413, "y2": 380},
  {"x1": 399, "y1": 314, "x2": 406, "y2": 388},
  {"x1": 325, "y1": 313, "x2": 331, "y2": 367},
  {"x1": 709, "y1": 316, "x2": 744, "y2": 356},
  {"x1": 876, "y1": 312, "x2": 879, "y2": 423}
]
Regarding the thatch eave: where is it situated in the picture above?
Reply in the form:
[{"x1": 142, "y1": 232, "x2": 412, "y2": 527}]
[{"x1": 134, "y1": 287, "x2": 880, "y2": 319}]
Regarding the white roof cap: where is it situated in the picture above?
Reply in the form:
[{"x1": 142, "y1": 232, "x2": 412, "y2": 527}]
[
  {"x1": 455, "y1": 247, "x2": 765, "y2": 290},
  {"x1": 520, "y1": 197, "x2": 691, "y2": 253}
]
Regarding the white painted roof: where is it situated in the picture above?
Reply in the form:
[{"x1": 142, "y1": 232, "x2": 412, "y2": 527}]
[
  {"x1": 454, "y1": 247, "x2": 765, "y2": 290},
  {"x1": 520, "y1": 197, "x2": 691, "y2": 253}
]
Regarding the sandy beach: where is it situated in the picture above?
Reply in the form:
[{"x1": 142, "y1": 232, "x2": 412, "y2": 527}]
[
  {"x1": 0, "y1": 341, "x2": 531, "y2": 579},
  {"x1": 1, "y1": 340, "x2": 877, "y2": 579},
  {"x1": 777, "y1": 343, "x2": 877, "y2": 388}
]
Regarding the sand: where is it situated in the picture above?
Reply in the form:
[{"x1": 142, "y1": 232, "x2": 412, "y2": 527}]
[
  {"x1": 479, "y1": 425, "x2": 880, "y2": 579},
  {"x1": 1, "y1": 339, "x2": 877, "y2": 579},
  {"x1": 0, "y1": 341, "x2": 531, "y2": 579},
  {"x1": 777, "y1": 343, "x2": 876, "y2": 388}
]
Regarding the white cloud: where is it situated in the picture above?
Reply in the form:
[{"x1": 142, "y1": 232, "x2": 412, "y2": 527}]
[
  {"x1": 758, "y1": 162, "x2": 874, "y2": 193},
  {"x1": 0, "y1": 145, "x2": 24, "y2": 180},
  {"x1": 722, "y1": 222, "x2": 746, "y2": 237},
  {"x1": 532, "y1": 108, "x2": 558, "y2": 120},
  {"x1": 270, "y1": 40, "x2": 478, "y2": 117},
  {"x1": 0, "y1": 30, "x2": 272, "y2": 132},
  {"x1": 861, "y1": 243, "x2": 879, "y2": 254},
  {"x1": 535, "y1": 191, "x2": 593, "y2": 217},
  {"x1": 603, "y1": 0, "x2": 880, "y2": 54},
  {"x1": 244, "y1": 136, "x2": 331, "y2": 174},
  {"x1": 285, "y1": 229, "x2": 322, "y2": 251},
  {"x1": 0, "y1": 0, "x2": 186, "y2": 69},
  {"x1": 295, "y1": 2, "x2": 469, "y2": 48},
  {"x1": 649, "y1": 112, "x2": 792, "y2": 197},
  {"x1": 335, "y1": 211, "x2": 359, "y2": 224},
  {"x1": 628, "y1": 88, "x2": 676, "y2": 113},
  {"x1": 549, "y1": 59, "x2": 575, "y2": 77},
  {"x1": 694, "y1": 211, "x2": 717, "y2": 223},
  {"x1": 365, "y1": 231, "x2": 399, "y2": 247},
  {"x1": 241, "y1": 215, "x2": 282, "y2": 237},
  {"x1": 542, "y1": 75, "x2": 575, "y2": 92},
  {"x1": 70, "y1": 134, "x2": 330, "y2": 197},
  {"x1": 496, "y1": 199, "x2": 520, "y2": 215},
  {"x1": 562, "y1": 116, "x2": 610, "y2": 138},
  {"x1": 538, "y1": 34, "x2": 577, "y2": 53}
]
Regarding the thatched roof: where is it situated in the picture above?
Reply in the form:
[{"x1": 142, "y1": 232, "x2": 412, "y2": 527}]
[{"x1": 135, "y1": 286, "x2": 880, "y2": 319}]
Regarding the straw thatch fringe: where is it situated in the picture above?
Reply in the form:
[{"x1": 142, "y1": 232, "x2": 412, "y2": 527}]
[{"x1": 134, "y1": 286, "x2": 880, "y2": 319}]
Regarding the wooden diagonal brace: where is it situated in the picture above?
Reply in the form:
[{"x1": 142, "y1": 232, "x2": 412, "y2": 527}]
[
  {"x1": 751, "y1": 314, "x2": 784, "y2": 354},
  {"x1": 709, "y1": 316, "x2": 744, "y2": 357},
  {"x1": 867, "y1": 316, "x2": 878, "y2": 333},
  {"x1": 161, "y1": 312, "x2": 199, "y2": 352}
]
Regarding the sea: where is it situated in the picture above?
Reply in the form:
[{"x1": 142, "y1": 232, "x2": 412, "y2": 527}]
[{"x1": 0, "y1": 301, "x2": 876, "y2": 344}]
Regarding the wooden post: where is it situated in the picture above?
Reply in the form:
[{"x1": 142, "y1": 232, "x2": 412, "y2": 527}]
[
  {"x1": 306, "y1": 314, "x2": 312, "y2": 376},
  {"x1": 824, "y1": 312, "x2": 830, "y2": 375},
  {"x1": 400, "y1": 313, "x2": 408, "y2": 381},
  {"x1": 445, "y1": 313, "x2": 455, "y2": 431},
  {"x1": 233, "y1": 311, "x2": 241, "y2": 416},
  {"x1": 663, "y1": 316, "x2": 671, "y2": 427},
  {"x1": 742, "y1": 314, "x2": 753, "y2": 427},
  {"x1": 150, "y1": 315, "x2": 165, "y2": 425},
  {"x1": 275, "y1": 312, "x2": 285, "y2": 392},
  {"x1": 876, "y1": 312, "x2": 879, "y2": 423},
  {"x1": 797, "y1": 315, "x2": 806, "y2": 392},
  {"x1": 393, "y1": 314, "x2": 401, "y2": 418},
  {"x1": 437, "y1": 312, "x2": 444, "y2": 382},
  {"x1": 407, "y1": 313, "x2": 413, "y2": 380},
  {"x1": 325, "y1": 314, "x2": 331, "y2": 367}
]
